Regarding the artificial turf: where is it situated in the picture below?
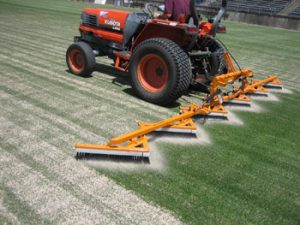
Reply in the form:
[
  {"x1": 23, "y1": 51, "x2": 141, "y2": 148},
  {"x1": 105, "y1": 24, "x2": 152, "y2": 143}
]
[
  {"x1": 103, "y1": 91, "x2": 300, "y2": 225},
  {"x1": 0, "y1": 0, "x2": 299, "y2": 224}
]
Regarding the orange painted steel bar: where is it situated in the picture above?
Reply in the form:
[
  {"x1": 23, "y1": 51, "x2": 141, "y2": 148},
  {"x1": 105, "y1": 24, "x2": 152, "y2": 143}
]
[
  {"x1": 75, "y1": 52, "x2": 283, "y2": 157},
  {"x1": 209, "y1": 69, "x2": 253, "y2": 94},
  {"x1": 245, "y1": 75, "x2": 280, "y2": 93},
  {"x1": 75, "y1": 70, "x2": 249, "y2": 153},
  {"x1": 220, "y1": 52, "x2": 283, "y2": 103},
  {"x1": 107, "y1": 106, "x2": 209, "y2": 146},
  {"x1": 75, "y1": 106, "x2": 207, "y2": 157},
  {"x1": 75, "y1": 101, "x2": 222, "y2": 155},
  {"x1": 138, "y1": 118, "x2": 198, "y2": 134},
  {"x1": 75, "y1": 136, "x2": 150, "y2": 157}
]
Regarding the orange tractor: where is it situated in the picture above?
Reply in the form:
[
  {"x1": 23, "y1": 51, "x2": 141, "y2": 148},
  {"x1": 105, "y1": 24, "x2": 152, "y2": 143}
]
[
  {"x1": 67, "y1": 1, "x2": 283, "y2": 160},
  {"x1": 66, "y1": 1, "x2": 228, "y2": 105}
]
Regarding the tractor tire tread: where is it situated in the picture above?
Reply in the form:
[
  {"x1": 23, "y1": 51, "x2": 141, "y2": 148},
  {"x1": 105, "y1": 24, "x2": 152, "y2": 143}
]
[
  {"x1": 66, "y1": 41, "x2": 95, "y2": 76},
  {"x1": 130, "y1": 38, "x2": 192, "y2": 105}
]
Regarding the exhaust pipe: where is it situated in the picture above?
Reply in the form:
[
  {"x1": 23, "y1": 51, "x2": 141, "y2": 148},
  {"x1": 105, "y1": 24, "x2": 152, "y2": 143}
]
[{"x1": 211, "y1": 0, "x2": 227, "y2": 37}]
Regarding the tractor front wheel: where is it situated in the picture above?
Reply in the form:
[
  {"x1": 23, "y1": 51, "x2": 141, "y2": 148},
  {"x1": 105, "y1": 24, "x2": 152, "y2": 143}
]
[
  {"x1": 130, "y1": 38, "x2": 192, "y2": 106},
  {"x1": 66, "y1": 41, "x2": 95, "y2": 76}
]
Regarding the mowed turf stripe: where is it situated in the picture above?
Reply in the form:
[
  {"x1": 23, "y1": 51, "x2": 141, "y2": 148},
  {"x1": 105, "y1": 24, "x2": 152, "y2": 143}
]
[
  {"x1": 0, "y1": 101, "x2": 177, "y2": 224},
  {"x1": 1, "y1": 0, "x2": 295, "y2": 89},
  {"x1": 0, "y1": 0, "x2": 90, "y2": 16},
  {"x1": 0, "y1": 21, "x2": 72, "y2": 43},
  {"x1": 0, "y1": 189, "x2": 21, "y2": 225},
  {"x1": 0, "y1": 32, "x2": 112, "y2": 74},
  {"x1": 0, "y1": 53, "x2": 174, "y2": 119},
  {"x1": 0, "y1": 32, "x2": 66, "y2": 55},
  {"x1": 0, "y1": 87, "x2": 106, "y2": 143},
  {"x1": 0, "y1": 118, "x2": 182, "y2": 225},
  {"x1": 0, "y1": 22, "x2": 72, "y2": 45},
  {"x1": 0, "y1": 39, "x2": 121, "y2": 94},
  {"x1": 0, "y1": 56, "x2": 180, "y2": 225},
  {"x1": 3, "y1": 1, "x2": 292, "y2": 91},
  {"x1": 0, "y1": 36, "x2": 125, "y2": 90},
  {"x1": 0, "y1": 37, "x2": 169, "y2": 114},
  {"x1": 0, "y1": 121, "x2": 133, "y2": 224},
  {"x1": 0, "y1": 82, "x2": 124, "y2": 140},
  {"x1": 0, "y1": 20, "x2": 75, "y2": 44},
  {"x1": 218, "y1": 49, "x2": 300, "y2": 88},
  {"x1": 215, "y1": 48, "x2": 299, "y2": 89},
  {"x1": 0, "y1": 54, "x2": 165, "y2": 117},
  {"x1": 0, "y1": 13, "x2": 77, "y2": 35},
  {"x1": 2, "y1": 27, "x2": 299, "y2": 90},
  {"x1": 0, "y1": 90, "x2": 100, "y2": 143},
  {"x1": 0, "y1": 185, "x2": 48, "y2": 225},
  {"x1": 0, "y1": 13, "x2": 72, "y2": 36},
  {"x1": 0, "y1": 6, "x2": 295, "y2": 89},
  {"x1": 0, "y1": 150, "x2": 123, "y2": 225},
  {"x1": 0, "y1": 61, "x2": 166, "y2": 138},
  {"x1": 210, "y1": 126, "x2": 300, "y2": 176},
  {"x1": 0, "y1": 64, "x2": 167, "y2": 132},
  {"x1": 1, "y1": 28, "x2": 297, "y2": 90}
]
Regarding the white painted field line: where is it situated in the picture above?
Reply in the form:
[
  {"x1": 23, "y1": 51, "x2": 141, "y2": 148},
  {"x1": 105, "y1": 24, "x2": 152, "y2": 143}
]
[{"x1": 0, "y1": 117, "x2": 182, "y2": 225}]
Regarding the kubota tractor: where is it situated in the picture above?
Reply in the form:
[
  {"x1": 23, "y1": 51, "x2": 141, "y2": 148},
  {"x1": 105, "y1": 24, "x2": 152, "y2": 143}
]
[{"x1": 66, "y1": 1, "x2": 228, "y2": 105}]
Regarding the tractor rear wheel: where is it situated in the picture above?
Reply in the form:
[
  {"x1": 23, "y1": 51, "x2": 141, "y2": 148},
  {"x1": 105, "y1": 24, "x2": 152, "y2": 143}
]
[
  {"x1": 130, "y1": 38, "x2": 192, "y2": 106},
  {"x1": 66, "y1": 41, "x2": 95, "y2": 76}
]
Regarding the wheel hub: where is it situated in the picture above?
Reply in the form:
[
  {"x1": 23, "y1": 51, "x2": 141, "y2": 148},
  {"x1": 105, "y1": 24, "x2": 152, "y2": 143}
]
[
  {"x1": 137, "y1": 54, "x2": 169, "y2": 93},
  {"x1": 68, "y1": 49, "x2": 85, "y2": 74},
  {"x1": 156, "y1": 67, "x2": 163, "y2": 77}
]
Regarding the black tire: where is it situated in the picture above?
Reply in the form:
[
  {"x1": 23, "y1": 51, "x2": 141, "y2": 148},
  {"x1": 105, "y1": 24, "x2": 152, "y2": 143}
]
[
  {"x1": 190, "y1": 38, "x2": 226, "y2": 92},
  {"x1": 129, "y1": 38, "x2": 192, "y2": 106},
  {"x1": 204, "y1": 52, "x2": 219, "y2": 83},
  {"x1": 215, "y1": 45, "x2": 227, "y2": 75},
  {"x1": 66, "y1": 41, "x2": 95, "y2": 76},
  {"x1": 202, "y1": 39, "x2": 226, "y2": 83}
]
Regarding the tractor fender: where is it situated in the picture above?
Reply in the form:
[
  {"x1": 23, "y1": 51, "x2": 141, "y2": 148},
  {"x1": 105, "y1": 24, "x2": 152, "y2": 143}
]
[{"x1": 131, "y1": 21, "x2": 195, "y2": 52}]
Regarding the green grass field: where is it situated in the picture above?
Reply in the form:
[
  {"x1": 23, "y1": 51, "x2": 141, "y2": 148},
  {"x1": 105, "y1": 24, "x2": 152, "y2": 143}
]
[{"x1": 0, "y1": 0, "x2": 299, "y2": 224}]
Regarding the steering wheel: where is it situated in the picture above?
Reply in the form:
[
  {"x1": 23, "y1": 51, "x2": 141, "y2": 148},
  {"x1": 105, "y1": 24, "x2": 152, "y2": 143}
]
[{"x1": 144, "y1": 3, "x2": 164, "y2": 19}]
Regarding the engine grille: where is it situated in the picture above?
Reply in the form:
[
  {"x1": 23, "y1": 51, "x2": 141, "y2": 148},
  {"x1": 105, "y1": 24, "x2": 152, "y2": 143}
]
[{"x1": 82, "y1": 13, "x2": 97, "y2": 27}]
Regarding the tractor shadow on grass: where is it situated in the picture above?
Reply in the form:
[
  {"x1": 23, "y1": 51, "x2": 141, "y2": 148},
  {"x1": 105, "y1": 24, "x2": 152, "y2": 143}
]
[
  {"x1": 65, "y1": 63, "x2": 129, "y2": 82},
  {"x1": 94, "y1": 63, "x2": 182, "y2": 108},
  {"x1": 94, "y1": 63, "x2": 129, "y2": 84},
  {"x1": 65, "y1": 69, "x2": 93, "y2": 78},
  {"x1": 65, "y1": 62, "x2": 182, "y2": 108}
]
